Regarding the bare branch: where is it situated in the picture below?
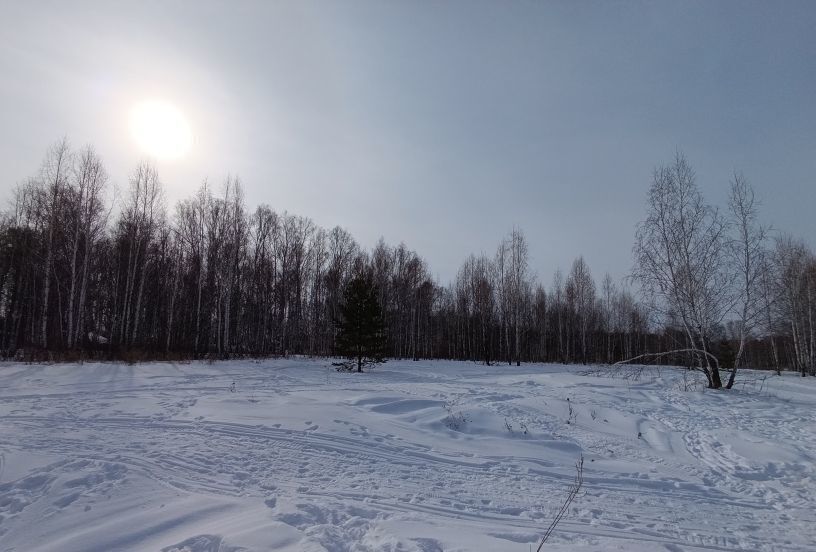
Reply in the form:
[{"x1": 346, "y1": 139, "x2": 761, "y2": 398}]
[{"x1": 536, "y1": 456, "x2": 584, "y2": 550}]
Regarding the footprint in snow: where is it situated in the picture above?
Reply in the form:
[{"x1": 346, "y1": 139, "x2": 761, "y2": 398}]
[{"x1": 162, "y1": 534, "x2": 224, "y2": 552}]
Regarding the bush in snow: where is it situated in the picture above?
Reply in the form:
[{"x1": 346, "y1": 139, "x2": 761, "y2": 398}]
[{"x1": 443, "y1": 403, "x2": 468, "y2": 431}]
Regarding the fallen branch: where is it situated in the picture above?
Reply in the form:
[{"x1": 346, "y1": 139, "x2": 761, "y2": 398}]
[{"x1": 614, "y1": 348, "x2": 720, "y2": 370}]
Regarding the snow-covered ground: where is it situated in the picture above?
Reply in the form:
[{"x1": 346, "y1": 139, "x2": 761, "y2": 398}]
[{"x1": 0, "y1": 359, "x2": 814, "y2": 551}]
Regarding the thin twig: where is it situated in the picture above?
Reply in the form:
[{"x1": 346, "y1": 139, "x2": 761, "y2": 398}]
[{"x1": 536, "y1": 456, "x2": 584, "y2": 551}]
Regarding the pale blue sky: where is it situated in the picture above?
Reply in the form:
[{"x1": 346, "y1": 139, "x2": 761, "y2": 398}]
[{"x1": 1, "y1": 0, "x2": 814, "y2": 283}]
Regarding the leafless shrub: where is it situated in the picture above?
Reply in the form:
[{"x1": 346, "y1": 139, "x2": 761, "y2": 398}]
[
  {"x1": 674, "y1": 368, "x2": 706, "y2": 392},
  {"x1": 504, "y1": 418, "x2": 530, "y2": 436},
  {"x1": 565, "y1": 399, "x2": 577, "y2": 425},
  {"x1": 580, "y1": 362, "x2": 661, "y2": 382},
  {"x1": 443, "y1": 403, "x2": 468, "y2": 431},
  {"x1": 735, "y1": 372, "x2": 770, "y2": 394}
]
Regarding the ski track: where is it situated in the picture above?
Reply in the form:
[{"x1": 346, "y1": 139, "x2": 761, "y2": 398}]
[{"x1": 0, "y1": 359, "x2": 814, "y2": 551}]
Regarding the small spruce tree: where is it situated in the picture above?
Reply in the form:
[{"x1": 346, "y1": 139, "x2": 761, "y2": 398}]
[{"x1": 335, "y1": 273, "x2": 387, "y2": 372}]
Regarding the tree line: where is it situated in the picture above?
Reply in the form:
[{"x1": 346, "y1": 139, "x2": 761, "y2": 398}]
[{"x1": 0, "y1": 140, "x2": 813, "y2": 380}]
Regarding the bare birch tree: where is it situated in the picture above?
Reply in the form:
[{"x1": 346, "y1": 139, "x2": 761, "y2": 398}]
[
  {"x1": 631, "y1": 153, "x2": 733, "y2": 388},
  {"x1": 508, "y1": 227, "x2": 530, "y2": 366},
  {"x1": 67, "y1": 146, "x2": 108, "y2": 348},
  {"x1": 38, "y1": 139, "x2": 72, "y2": 348},
  {"x1": 775, "y1": 236, "x2": 816, "y2": 376},
  {"x1": 725, "y1": 173, "x2": 768, "y2": 388},
  {"x1": 567, "y1": 256, "x2": 596, "y2": 364}
]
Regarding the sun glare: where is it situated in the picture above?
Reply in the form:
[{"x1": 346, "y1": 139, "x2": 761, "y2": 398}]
[{"x1": 129, "y1": 100, "x2": 192, "y2": 159}]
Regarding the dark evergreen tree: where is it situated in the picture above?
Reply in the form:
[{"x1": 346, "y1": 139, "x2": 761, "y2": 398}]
[{"x1": 335, "y1": 273, "x2": 387, "y2": 372}]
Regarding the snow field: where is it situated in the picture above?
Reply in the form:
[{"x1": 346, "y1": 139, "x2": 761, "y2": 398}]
[{"x1": 0, "y1": 359, "x2": 814, "y2": 551}]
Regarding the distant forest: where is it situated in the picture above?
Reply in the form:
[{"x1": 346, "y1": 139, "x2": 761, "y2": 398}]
[{"x1": 1, "y1": 140, "x2": 814, "y2": 382}]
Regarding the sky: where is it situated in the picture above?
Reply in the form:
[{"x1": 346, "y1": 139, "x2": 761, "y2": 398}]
[{"x1": 1, "y1": 0, "x2": 814, "y2": 285}]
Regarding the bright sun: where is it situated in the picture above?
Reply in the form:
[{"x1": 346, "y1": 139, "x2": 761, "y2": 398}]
[{"x1": 129, "y1": 100, "x2": 192, "y2": 159}]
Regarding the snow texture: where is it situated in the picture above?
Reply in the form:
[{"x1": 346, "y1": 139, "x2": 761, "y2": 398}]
[{"x1": 0, "y1": 359, "x2": 814, "y2": 551}]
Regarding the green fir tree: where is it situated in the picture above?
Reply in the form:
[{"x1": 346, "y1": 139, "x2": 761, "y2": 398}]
[{"x1": 335, "y1": 273, "x2": 387, "y2": 372}]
